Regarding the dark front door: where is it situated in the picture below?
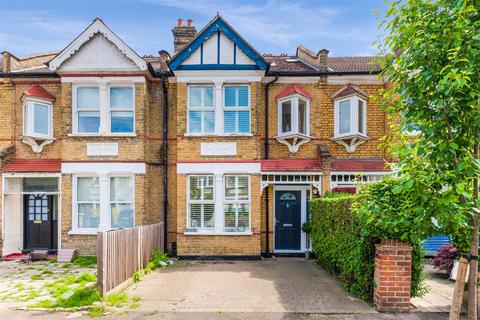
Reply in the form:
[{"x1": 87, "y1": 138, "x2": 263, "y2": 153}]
[
  {"x1": 275, "y1": 190, "x2": 301, "y2": 251},
  {"x1": 24, "y1": 194, "x2": 56, "y2": 251}
]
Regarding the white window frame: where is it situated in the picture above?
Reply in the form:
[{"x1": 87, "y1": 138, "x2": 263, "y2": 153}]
[
  {"x1": 108, "y1": 86, "x2": 136, "y2": 134},
  {"x1": 223, "y1": 175, "x2": 251, "y2": 232},
  {"x1": 23, "y1": 97, "x2": 53, "y2": 139},
  {"x1": 109, "y1": 174, "x2": 135, "y2": 229},
  {"x1": 187, "y1": 85, "x2": 215, "y2": 135},
  {"x1": 72, "y1": 82, "x2": 136, "y2": 136},
  {"x1": 71, "y1": 173, "x2": 135, "y2": 234},
  {"x1": 277, "y1": 94, "x2": 310, "y2": 137},
  {"x1": 72, "y1": 174, "x2": 101, "y2": 234},
  {"x1": 223, "y1": 85, "x2": 251, "y2": 135},
  {"x1": 333, "y1": 95, "x2": 367, "y2": 138},
  {"x1": 186, "y1": 175, "x2": 215, "y2": 230}
]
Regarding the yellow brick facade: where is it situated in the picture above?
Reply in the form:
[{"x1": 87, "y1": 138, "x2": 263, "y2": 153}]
[{"x1": 0, "y1": 76, "x2": 165, "y2": 256}]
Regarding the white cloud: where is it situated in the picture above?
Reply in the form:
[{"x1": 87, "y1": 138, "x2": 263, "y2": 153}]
[{"x1": 144, "y1": 0, "x2": 372, "y2": 54}]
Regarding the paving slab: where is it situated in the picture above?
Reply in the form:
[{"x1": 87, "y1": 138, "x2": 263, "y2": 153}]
[{"x1": 126, "y1": 258, "x2": 376, "y2": 315}]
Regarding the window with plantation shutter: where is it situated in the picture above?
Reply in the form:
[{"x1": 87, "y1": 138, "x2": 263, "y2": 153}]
[
  {"x1": 224, "y1": 175, "x2": 250, "y2": 232},
  {"x1": 188, "y1": 176, "x2": 215, "y2": 230},
  {"x1": 223, "y1": 85, "x2": 250, "y2": 134}
]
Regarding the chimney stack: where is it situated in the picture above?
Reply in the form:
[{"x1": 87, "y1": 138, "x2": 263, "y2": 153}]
[
  {"x1": 1, "y1": 51, "x2": 11, "y2": 73},
  {"x1": 172, "y1": 18, "x2": 196, "y2": 53},
  {"x1": 318, "y1": 49, "x2": 329, "y2": 70}
]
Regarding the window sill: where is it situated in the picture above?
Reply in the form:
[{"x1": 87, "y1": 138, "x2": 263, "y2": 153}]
[
  {"x1": 184, "y1": 133, "x2": 253, "y2": 138},
  {"x1": 274, "y1": 132, "x2": 313, "y2": 139},
  {"x1": 22, "y1": 135, "x2": 55, "y2": 141},
  {"x1": 68, "y1": 230, "x2": 97, "y2": 235},
  {"x1": 184, "y1": 231, "x2": 253, "y2": 236},
  {"x1": 332, "y1": 133, "x2": 370, "y2": 140},
  {"x1": 68, "y1": 133, "x2": 137, "y2": 138}
]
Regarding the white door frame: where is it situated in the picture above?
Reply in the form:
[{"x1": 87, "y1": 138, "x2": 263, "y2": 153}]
[
  {"x1": 273, "y1": 185, "x2": 311, "y2": 253},
  {"x1": 1, "y1": 173, "x2": 62, "y2": 255}
]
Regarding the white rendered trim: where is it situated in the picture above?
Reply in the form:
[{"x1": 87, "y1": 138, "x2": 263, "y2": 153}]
[
  {"x1": 49, "y1": 19, "x2": 147, "y2": 71},
  {"x1": 177, "y1": 162, "x2": 261, "y2": 175},
  {"x1": 61, "y1": 162, "x2": 146, "y2": 174}
]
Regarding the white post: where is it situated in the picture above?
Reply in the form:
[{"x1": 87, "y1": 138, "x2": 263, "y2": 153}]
[
  {"x1": 214, "y1": 174, "x2": 224, "y2": 232},
  {"x1": 214, "y1": 82, "x2": 223, "y2": 135},
  {"x1": 98, "y1": 174, "x2": 110, "y2": 231}
]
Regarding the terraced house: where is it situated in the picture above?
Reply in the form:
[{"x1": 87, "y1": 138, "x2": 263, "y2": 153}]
[{"x1": 0, "y1": 14, "x2": 392, "y2": 258}]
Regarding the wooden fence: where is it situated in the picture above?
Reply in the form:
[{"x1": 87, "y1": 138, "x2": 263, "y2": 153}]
[{"x1": 97, "y1": 223, "x2": 164, "y2": 296}]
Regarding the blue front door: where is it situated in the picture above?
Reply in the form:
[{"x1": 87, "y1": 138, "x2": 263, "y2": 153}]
[{"x1": 275, "y1": 190, "x2": 301, "y2": 251}]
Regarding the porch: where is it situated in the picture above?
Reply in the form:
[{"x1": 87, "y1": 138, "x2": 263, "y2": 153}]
[{"x1": 1, "y1": 159, "x2": 62, "y2": 256}]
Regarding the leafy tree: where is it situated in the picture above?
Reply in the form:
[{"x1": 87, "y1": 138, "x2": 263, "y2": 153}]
[{"x1": 377, "y1": 0, "x2": 480, "y2": 317}]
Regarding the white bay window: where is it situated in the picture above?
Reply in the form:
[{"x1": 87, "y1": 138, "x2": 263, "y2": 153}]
[
  {"x1": 278, "y1": 96, "x2": 309, "y2": 136},
  {"x1": 23, "y1": 98, "x2": 53, "y2": 139},
  {"x1": 334, "y1": 95, "x2": 367, "y2": 138}
]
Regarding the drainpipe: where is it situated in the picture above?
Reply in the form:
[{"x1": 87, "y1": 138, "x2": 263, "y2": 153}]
[
  {"x1": 264, "y1": 75, "x2": 278, "y2": 258},
  {"x1": 161, "y1": 75, "x2": 169, "y2": 253}
]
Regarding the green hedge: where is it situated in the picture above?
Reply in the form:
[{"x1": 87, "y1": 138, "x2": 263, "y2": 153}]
[
  {"x1": 309, "y1": 195, "x2": 375, "y2": 301},
  {"x1": 309, "y1": 193, "x2": 426, "y2": 302}
]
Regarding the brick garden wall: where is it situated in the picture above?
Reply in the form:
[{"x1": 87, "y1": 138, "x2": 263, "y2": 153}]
[{"x1": 374, "y1": 239, "x2": 413, "y2": 312}]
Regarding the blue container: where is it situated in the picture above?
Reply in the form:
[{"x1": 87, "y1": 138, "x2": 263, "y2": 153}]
[{"x1": 422, "y1": 235, "x2": 451, "y2": 256}]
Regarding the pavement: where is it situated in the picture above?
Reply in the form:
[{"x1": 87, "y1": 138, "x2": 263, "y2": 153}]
[
  {"x1": 411, "y1": 263, "x2": 465, "y2": 313},
  {"x1": 125, "y1": 258, "x2": 376, "y2": 314},
  {"x1": 0, "y1": 309, "x2": 466, "y2": 319},
  {"x1": 0, "y1": 257, "x2": 465, "y2": 319}
]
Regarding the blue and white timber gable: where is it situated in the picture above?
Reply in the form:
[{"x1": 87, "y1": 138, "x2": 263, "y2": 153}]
[{"x1": 169, "y1": 15, "x2": 268, "y2": 71}]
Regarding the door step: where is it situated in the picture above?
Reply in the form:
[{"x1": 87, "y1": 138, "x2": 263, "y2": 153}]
[
  {"x1": 57, "y1": 249, "x2": 78, "y2": 263},
  {"x1": 31, "y1": 250, "x2": 49, "y2": 261}
]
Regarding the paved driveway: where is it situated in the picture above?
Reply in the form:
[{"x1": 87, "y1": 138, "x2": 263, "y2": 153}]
[{"x1": 126, "y1": 258, "x2": 376, "y2": 315}]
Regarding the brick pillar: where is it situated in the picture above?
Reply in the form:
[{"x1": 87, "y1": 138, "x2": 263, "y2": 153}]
[{"x1": 374, "y1": 239, "x2": 412, "y2": 312}]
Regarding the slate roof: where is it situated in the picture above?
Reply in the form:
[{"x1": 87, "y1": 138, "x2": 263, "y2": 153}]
[
  {"x1": 264, "y1": 55, "x2": 380, "y2": 74},
  {"x1": 0, "y1": 52, "x2": 58, "y2": 73},
  {"x1": 0, "y1": 51, "x2": 170, "y2": 75}
]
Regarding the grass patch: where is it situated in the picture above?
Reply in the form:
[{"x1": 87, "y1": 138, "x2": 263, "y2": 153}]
[
  {"x1": 105, "y1": 292, "x2": 129, "y2": 307},
  {"x1": 30, "y1": 272, "x2": 99, "y2": 309},
  {"x1": 30, "y1": 274, "x2": 41, "y2": 281},
  {"x1": 72, "y1": 256, "x2": 97, "y2": 267}
]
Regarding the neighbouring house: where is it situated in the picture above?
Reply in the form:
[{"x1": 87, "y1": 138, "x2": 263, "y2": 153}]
[{"x1": 0, "y1": 14, "x2": 392, "y2": 258}]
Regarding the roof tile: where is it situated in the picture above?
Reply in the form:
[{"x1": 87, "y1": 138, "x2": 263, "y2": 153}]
[
  {"x1": 22, "y1": 85, "x2": 56, "y2": 101},
  {"x1": 275, "y1": 84, "x2": 312, "y2": 100},
  {"x1": 330, "y1": 159, "x2": 389, "y2": 172},
  {"x1": 261, "y1": 159, "x2": 321, "y2": 172},
  {"x1": 3, "y1": 159, "x2": 61, "y2": 172}
]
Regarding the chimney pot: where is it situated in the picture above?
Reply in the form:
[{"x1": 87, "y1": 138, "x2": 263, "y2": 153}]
[{"x1": 172, "y1": 19, "x2": 197, "y2": 53}]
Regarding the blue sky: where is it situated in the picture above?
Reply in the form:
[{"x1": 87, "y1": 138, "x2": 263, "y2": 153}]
[{"x1": 0, "y1": 0, "x2": 389, "y2": 58}]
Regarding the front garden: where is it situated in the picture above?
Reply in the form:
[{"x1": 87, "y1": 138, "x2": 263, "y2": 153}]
[{"x1": 0, "y1": 254, "x2": 166, "y2": 317}]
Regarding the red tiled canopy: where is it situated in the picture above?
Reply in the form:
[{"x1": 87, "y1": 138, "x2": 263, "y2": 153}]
[
  {"x1": 22, "y1": 85, "x2": 56, "y2": 101},
  {"x1": 330, "y1": 159, "x2": 390, "y2": 172},
  {"x1": 275, "y1": 84, "x2": 312, "y2": 100},
  {"x1": 2, "y1": 159, "x2": 61, "y2": 172},
  {"x1": 261, "y1": 159, "x2": 321, "y2": 172}
]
